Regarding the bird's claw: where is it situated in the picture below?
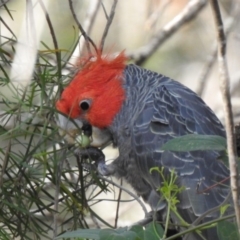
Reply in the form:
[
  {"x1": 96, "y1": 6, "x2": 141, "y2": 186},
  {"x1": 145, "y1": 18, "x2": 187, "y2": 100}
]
[
  {"x1": 74, "y1": 147, "x2": 108, "y2": 175},
  {"x1": 74, "y1": 147, "x2": 105, "y2": 162},
  {"x1": 81, "y1": 162, "x2": 96, "y2": 172}
]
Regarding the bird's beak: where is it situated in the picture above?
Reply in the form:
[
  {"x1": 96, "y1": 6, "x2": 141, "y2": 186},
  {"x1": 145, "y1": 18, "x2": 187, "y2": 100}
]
[
  {"x1": 56, "y1": 114, "x2": 112, "y2": 147},
  {"x1": 57, "y1": 113, "x2": 83, "y2": 145}
]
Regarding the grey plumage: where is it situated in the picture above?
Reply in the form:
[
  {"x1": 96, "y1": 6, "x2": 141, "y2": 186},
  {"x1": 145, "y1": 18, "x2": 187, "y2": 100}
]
[{"x1": 99, "y1": 64, "x2": 231, "y2": 239}]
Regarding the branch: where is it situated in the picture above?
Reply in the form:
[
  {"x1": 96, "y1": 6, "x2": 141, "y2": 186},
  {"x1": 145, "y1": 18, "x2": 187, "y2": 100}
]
[
  {"x1": 100, "y1": 0, "x2": 118, "y2": 52},
  {"x1": 0, "y1": 0, "x2": 10, "y2": 8},
  {"x1": 68, "y1": 0, "x2": 98, "y2": 55},
  {"x1": 195, "y1": 47, "x2": 217, "y2": 97},
  {"x1": 39, "y1": 0, "x2": 61, "y2": 77},
  {"x1": 99, "y1": 176, "x2": 148, "y2": 216},
  {"x1": 196, "y1": 10, "x2": 239, "y2": 97},
  {"x1": 53, "y1": 149, "x2": 66, "y2": 238},
  {"x1": 209, "y1": 0, "x2": 240, "y2": 233},
  {"x1": 68, "y1": 0, "x2": 101, "y2": 66},
  {"x1": 192, "y1": 192, "x2": 231, "y2": 226},
  {"x1": 127, "y1": 0, "x2": 207, "y2": 65},
  {"x1": 130, "y1": 215, "x2": 153, "y2": 227},
  {"x1": 114, "y1": 178, "x2": 122, "y2": 228},
  {"x1": 0, "y1": 16, "x2": 17, "y2": 40},
  {"x1": 165, "y1": 214, "x2": 235, "y2": 240}
]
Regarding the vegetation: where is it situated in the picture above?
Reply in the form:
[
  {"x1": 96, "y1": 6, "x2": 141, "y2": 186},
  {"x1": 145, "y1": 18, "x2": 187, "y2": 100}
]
[{"x1": 0, "y1": 0, "x2": 239, "y2": 239}]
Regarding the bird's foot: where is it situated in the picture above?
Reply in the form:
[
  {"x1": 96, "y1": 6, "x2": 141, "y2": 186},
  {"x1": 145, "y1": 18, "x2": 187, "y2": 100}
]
[
  {"x1": 74, "y1": 147, "x2": 111, "y2": 176},
  {"x1": 81, "y1": 162, "x2": 95, "y2": 172}
]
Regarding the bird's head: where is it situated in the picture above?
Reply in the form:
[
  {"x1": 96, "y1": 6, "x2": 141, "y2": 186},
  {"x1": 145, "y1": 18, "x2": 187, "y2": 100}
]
[{"x1": 56, "y1": 51, "x2": 127, "y2": 146}]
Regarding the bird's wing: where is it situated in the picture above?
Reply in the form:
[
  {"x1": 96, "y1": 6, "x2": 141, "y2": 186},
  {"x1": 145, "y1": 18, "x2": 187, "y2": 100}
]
[{"x1": 132, "y1": 77, "x2": 230, "y2": 217}]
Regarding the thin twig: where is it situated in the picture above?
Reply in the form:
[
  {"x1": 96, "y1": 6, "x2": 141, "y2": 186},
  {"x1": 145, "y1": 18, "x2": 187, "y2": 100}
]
[
  {"x1": 0, "y1": 134, "x2": 11, "y2": 187},
  {"x1": 196, "y1": 9, "x2": 239, "y2": 98},
  {"x1": 192, "y1": 192, "x2": 231, "y2": 226},
  {"x1": 39, "y1": 0, "x2": 61, "y2": 77},
  {"x1": 53, "y1": 149, "x2": 66, "y2": 238},
  {"x1": 114, "y1": 178, "x2": 122, "y2": 228},
  {"x1": 67, "y1": 0, "x2": 101, "y2": 67},
  {"x1": 101, "y1": 1, "x2": 108, "y2": 19},
  {"x1": 76, "y1": 155, "x2": 87, "y2": 210},
  {"x1": 165, "y1": 214, "x2": 235, "y2": 240},
  {"x1": 196, "y1": 176, "x2": 230, "y2": 194},
  {"x1": 90, "y1": 211, "x2": 101, "y2": 229},
  {"x1": 99, "y1": 176, "x2": 148, "y2": 216},
  {"x1": 0, "y1": 16, "x2": 17, "y2": 39},
  {"x1": 80, "y1": 0, "x2": 101, "y2": 54},
  {"x1": 68, "y1": 0, "x2": 98, "y2": 55},
  {"x1": 209, "y1": 0, "x2": 240, "y2": 233},
  {"x1": 127, "y1": 0, "x2": 207, "y2": 65},
  {"x1": 0, "y1": 0, "x2": 10, "y2": 8},
  {"x1": 196, "y1": 47, "x2": 217, "y2": 97},
  {"x1": 130, "y1": 215, "x2": 153, "y2": 227},
  {"x1": 100, "y1": 0, "x2": 118, "y2": 52}
]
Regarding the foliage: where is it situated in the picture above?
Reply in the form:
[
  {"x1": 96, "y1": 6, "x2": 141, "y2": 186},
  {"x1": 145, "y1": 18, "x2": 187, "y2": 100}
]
[
  {"x1": 161, "y1": 134, "x2": 227, "y2": 152},
  {"x1": 160, "y1": 134, "x2": 238, "y2": 239},
  {"x1": 0, "y1": 3, "x2": 109, "y2": 240},
  {"x1": 55, "y1": 222, "x2": 164, "y2": 240},
  {"x1": 150, "y1": 167, "x2": 188, "y2": 238},
  {"x1": 1, "y1": 1, "x2": 240, "y2": 240}
]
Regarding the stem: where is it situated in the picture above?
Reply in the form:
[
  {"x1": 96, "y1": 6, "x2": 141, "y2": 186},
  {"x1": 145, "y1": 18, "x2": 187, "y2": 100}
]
[
  {"x1": 100, "y1": 0, "x2": 118, "y2": 52},
  {"x1": 165, "y1": 214, "x2": 235, "y2": 240},
  {"x1": 163, "y1": 200, "x2": 171, "y2": 238},
  {"x1": 209, "y1": 0, "x2": 240, "y2": 233}
]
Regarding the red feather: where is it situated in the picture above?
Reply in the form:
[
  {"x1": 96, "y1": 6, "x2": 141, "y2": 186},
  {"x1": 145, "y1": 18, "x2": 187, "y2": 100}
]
[{"x1": 56, "y1": 51, "x2": 127, "y2": 128}]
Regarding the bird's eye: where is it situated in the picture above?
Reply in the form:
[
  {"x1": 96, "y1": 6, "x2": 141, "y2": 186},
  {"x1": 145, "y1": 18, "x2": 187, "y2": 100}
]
[{"x1": 79, "y1": 99, "x2": 91, "y2": 111}]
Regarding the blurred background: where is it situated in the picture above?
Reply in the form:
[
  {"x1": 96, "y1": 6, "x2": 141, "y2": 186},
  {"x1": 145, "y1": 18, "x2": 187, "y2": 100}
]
[
  {"x1": 1, "y1": 0, "x2": 240, "y2": 119},
  {"x1": 0, "y1": 0, "x2": 239, "y2": 239}
]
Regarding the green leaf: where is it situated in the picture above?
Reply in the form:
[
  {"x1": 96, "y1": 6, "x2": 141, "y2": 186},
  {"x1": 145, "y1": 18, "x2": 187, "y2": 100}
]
[
  {"x1": 220, "y1": 204, "x2": 231, "y2": 216},
  {"x1": 144, "y1": 222, "x2": 164, "y2": 240},
  {"x1": 129, "y1": 225, "x2": 144, "y2": 239},
  {"x1": 56, "y1": 228, "x2": 139, "y2": 240},
  {"x1": 130, "y1": 223, "x2": 164, "y2": 240},
  {"x1": 217, "y1": 220, "x2": 239, "y2": 240},
  {"x1": 55, "y1": 229, "x2": 101, "y2": 239},
  {"x1": 99, "y1": 228, "x2": 138, "y2": 240},
  {"x1": 161, "y1": 134, "x2": 226, "y2": 152}
]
